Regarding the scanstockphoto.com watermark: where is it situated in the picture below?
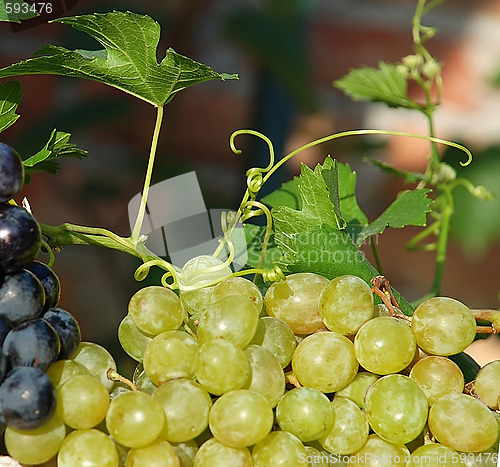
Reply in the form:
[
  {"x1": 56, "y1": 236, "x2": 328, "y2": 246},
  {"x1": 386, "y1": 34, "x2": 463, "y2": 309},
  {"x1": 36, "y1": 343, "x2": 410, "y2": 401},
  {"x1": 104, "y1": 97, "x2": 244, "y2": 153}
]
[{"x1": 298, "y1": 452, "x2": 499, "y2": 465}]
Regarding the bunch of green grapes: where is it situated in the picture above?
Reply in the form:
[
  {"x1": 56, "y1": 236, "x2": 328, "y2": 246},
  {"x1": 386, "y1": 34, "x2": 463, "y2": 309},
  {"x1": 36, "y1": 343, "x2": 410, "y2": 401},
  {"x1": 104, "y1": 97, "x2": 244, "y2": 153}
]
[{"x1": 4, "y1": 255, "x2": 499, "y2": 467}]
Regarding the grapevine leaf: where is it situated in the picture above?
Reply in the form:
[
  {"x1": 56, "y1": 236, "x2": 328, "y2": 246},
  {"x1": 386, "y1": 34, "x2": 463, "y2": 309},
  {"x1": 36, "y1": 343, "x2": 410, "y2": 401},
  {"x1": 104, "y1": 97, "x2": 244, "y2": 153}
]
[
  {"x1": 243, "y1": 223, "x2": 280, "y2": 269},
  {"x1": 278, "y1": 223, "x2": 413, "y2": 316},
  {"x1": 334, "y1": 61, "x2": 416, "y2": 109},
  {"x1": 261, "y1": 177, "x2": 301, "y2": 210},
  {"x1": 356, "y1": 189, "x2": 432, "y2": 246},
  {"x1": 336, "y1": 161, "x2": 369, "y2": 226},
  {"x1": 320, "y1": 158, "x2": 345, "y2": 229},
  {"x1": 23, "y1": 129, "x2": 87, "y2": 175},
  {"x1": 272, "y1": 159, "x2": 345, "y2": 256},
  {"x1": 364, "y1": 157, "x2": 429, "y2": 184},
  {"x1": 0, "y1": 0, "x2": 38, "y2": 22},
  {"x1": 0, "y1": 80, "x2": 22, "y2": 133},
  {"x1": 0, "y1": 11, "x2": 238, "y2": 106}
]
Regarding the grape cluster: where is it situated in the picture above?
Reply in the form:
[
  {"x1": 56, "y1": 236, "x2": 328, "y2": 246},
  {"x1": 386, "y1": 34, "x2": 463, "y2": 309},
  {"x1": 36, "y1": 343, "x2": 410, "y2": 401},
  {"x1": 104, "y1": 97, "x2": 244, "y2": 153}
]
[{"x1": 1, "y1": 142, "x2": 498, "y2": 467}]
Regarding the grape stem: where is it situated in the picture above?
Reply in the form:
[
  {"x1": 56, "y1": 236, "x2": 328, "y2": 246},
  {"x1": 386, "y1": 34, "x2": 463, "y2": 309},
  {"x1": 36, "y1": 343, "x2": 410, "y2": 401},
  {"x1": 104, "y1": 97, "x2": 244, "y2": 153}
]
[
  {"x1": 472, "y1": 309, "x2": 500, "y2": 334},
  {"x1": 106, "y1": 369, "x2": 138, "y2": 391},
  {"x1": 285, "y1": 372, "x2": 302, "y2": 388}
]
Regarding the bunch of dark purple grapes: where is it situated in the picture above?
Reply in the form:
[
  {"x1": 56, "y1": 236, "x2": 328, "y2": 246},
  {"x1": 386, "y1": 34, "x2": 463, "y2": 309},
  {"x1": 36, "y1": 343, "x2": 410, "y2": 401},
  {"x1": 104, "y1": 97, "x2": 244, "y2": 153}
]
[{"x1": 0, "y1": 142, "x2": 81, "y2": 431}]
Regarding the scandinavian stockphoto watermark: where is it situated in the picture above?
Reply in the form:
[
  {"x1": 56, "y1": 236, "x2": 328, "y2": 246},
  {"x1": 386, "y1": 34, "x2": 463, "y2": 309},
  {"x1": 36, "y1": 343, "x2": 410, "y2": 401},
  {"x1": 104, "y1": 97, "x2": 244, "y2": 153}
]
[{"x1": 128, "y1": 172, "x2": 247, "y2": 272}]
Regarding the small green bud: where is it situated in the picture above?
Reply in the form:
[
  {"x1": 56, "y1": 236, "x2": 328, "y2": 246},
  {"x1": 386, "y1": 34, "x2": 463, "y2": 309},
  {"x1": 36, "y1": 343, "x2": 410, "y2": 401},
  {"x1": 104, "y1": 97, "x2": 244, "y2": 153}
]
[
  {"x1": 402, "y1": 54, "x2": 423, "y2": 70},
  {"x1": 396, "y1": 64, "x2": 410, "y2": 78},
  {"x1": 422, "y1": 59, "x2": 442, "y2": 79},
  {"x1": 432, "y1": 163, "x2": 456, "y2": 184}
]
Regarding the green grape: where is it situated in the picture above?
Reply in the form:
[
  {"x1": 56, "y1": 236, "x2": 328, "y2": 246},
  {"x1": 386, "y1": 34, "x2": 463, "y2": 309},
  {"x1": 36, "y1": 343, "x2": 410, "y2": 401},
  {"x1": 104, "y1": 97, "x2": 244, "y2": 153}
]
[
  {"x1": 57, "y1": 374, "x2": 110, "y2": 429},
  {"x1": 211, "y1": 276, "x2": 264, "y2": 313},
  {"x1": 57, "y1": 429, "x2": 119, "y2": 467},
  {"x1": 474, "y1": 359, "x2": 500, "y2": 409},
  {"x1": 319, "y1": 275, "x2": 374, "y2": 336},
  {"x1": 4, "y1": 414, "x2": 66, "y2": 465},
  {"x1": 173, "y1": 439, "x2": 198, "y2": 467},
  {"x1": 264, "y1": 272, "x2": 330, "y2": 334},
  {"x1": 179, "y1": 255, "x2": 232, "y2": 318},
  {"x1": 128, "y1": 286, "x2": 186, "y2": 336},
  {"x1": 244, "y1": 344, "x2": 285, "y2": 407},
  {"x1": 407, "y1": 444, "x2": 465, "y2": 467},
  {"x1": 125, "y1": 438, "x2": 180, "y2": 467},
  {"x1": 250, "y1": 316, "x2": 297, "y2": 368},
  {"x1": 143, "y1": 330, "x2": 199, "y2": 385},
  {"x1": 276, "y1": 387, "x2": 335, "y2": 442},
  {"x1": 335, "y1": 372, "x2": 379, "y2": 409},
  {"x1": 348, "y1": 434, "x2": 409, "y2": 466},
  {"x1": 364, "y1": 374, "x2": 428, "y2": 445},
  {"x1": 197, "y1": 295, "x2": 259, "y2": 347},
  {"x1": 153, "y1": 379, "x2": 212, "y2": 443},
  {"x1": 373, "y1": 304, "x2": 391, "y2": 318},
  {"x1": 252, "y1": 431, "x2": 308, "y2": 467},
  {"x1": 292, "y1": 331, "x2": 358, "y2": 393},
  {"x1": 305, "y1": 445, "x2": 346, "y2": 466},
  {"x1": 428, "y1": 393, "x2": 498, "y2": 452},
  {"x1": 319, "y1": 397, "x2": 369, "y2": 455},
  {"x1": 106, "y1": 390, "x2": 165, "y2": 448},
  {"x1": 46, "y1": 359, "x2": 91, "y2": 388},
  {"x1": 194, "y1": 339, "x2": 250, "y2": 396},
  {"x1": 71, "y1": 341, "x2": 117, "y2": 391},
  {"x1": 411, "y1": 297, "x2": 476, "y2": 356},
  {"x1": 133, "y1": 363, "x2": 158, "y2": 394},
  {"x1": 193, "y1": 437, "x2": 252, "y2": 467},
  {"x1": 409, "y1": 356, "x2": 464, "y2": 405},
  {"x1": 354, "y1": 317, "x2": 416, "y2": 375},
  {"x1": 181, "y1": 287, "x2": 214, "y2": 319},
  {"x1": 208, "y1": 389, "x2": 273, "y2": 448},
  {"x1": 118, "y1": 314, "x2": 153, "y2": 362}
]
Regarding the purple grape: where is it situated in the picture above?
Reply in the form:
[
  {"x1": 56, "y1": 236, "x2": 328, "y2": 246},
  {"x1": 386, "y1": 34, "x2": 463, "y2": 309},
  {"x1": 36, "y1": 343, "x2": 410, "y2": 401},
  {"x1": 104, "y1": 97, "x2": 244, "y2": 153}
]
[
  {"x1": 0, "y1": 204, "x2": 41, "y2": 274},
  {"x1": 0, "y1": 143, "x2": 24, "y2": 203},
  {"x1": 26, "y1": 260, "x2": 61, "y2": 310},
  {"x1": 0, "y1": 316, "x2": 12, "y2": 346},
  {"x1": 0, "y1": 366, "x2": 56, "y2": 430},
  {"x1": 0, "y1": 269, "x2": 45, "y2": 326},
  {"x1": 3, "y1": 318, "x2": 60, "y2": 371},
  {"x1": 42, "y1": 307, "x2": 81, "y2": 359}
]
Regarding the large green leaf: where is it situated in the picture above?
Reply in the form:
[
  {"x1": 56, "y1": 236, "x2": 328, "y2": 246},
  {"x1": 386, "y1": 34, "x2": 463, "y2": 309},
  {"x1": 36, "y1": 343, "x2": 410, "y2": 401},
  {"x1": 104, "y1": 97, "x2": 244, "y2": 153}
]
[
  {"x1": 356, "y1": 189, "x2": 432, "y2": 246},
  {"x1": 0, "y1": 0, "x2": 38, "y2": 22},
  {"x1": 261, "y1": 177, "x2": 301, "y2": 210},
  {"x1": 0, "y1": 80, "x2": 22, "y2": 133},
  {"x1": 334, "y1": 61, "x2": 417, "y2": 109},
  {"x1": 23, "y1": 129, "x2": 87, "y2": 176},
  {"x1": 0, "y1": 11, "x2": 238, "y2": 106}
]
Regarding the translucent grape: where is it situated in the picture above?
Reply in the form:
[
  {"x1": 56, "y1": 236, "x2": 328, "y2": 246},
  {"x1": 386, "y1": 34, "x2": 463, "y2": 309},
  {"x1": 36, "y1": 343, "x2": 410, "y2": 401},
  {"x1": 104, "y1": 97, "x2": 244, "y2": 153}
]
[
  {"x1": 409, "y1": 356, "x2": 464, "y2": 405},
  {"x1": 106, "y1": 390, "x2": 165, "y2": 448},
  {"x1": 474, "y1": 360, "x2": 500, "y2": 409},
  {"x1": 319, "y1": 397, "x2": 369, "y2": 455},
  {"x1": 304, "y1": 445, "x2": 345, "y2": 466},
  {"x1": 335, "y1": 372, "x2": 379, "y2": 409},
  {"x1": 125, "y1": 438, "x2": 180, "y2": 467},
  {"x1": 319, "y1": 275, "x2": 374, "y2": 336},
  {"x1": 407, "y1": 444, "x2": 465, "y2": 467},
  {"x1": 118, "y1": 314, "x2": 153, "y2": 362},
  {"x1": 252, "y1": 431, "x2": 308, "y2": 467},
  {"x1": 292, "y1": 331, "x2": 358, "y2": 393},
  {"x1": 348, "y1": 434, "x2": 409, "y2": 466},
  {"x1": 197, "y1": 295, "x2": 259, "y2": 347},
  {"x1": 354, "y1": 317, "x2": 416, "y2": 375},
  {"x1": 411, "y1": 297, "x2": 476, "y2": 356},
  {"x1": 250, "y1": 316, "x2": 297, "y2": 368},
  {"x1": 181, "y1": 287, "x2": 214, "y2": 319},
  {"x1": 211, "y1": 276, "x2": 264, "y2": 313},
  {"x1": 208, "y1": 389, "x2": 273, "y2": 448},
  {"x1": 57, "y1": 374, "x2": 110, "y2": 429},
  {"x1": 153, "y1": 379, "x2": 212, "y2": 443},
  {"x1": 194, "y1": 339, "x2": 250, "y2": 396},
  {"x1": 46, "y1": 359, "x2": 91, "y2": 387},
  {"x1": 128, "y1": 286, "x2": 185, "y2": 336},
  {"x1": 173, "y1": 439, "x2": 198, "y2": 467},
  {"x1": 143, "y1": 330, "x2": 199, "y2": 385},
  {"x1": 57, "y1": 428, "x2": 119, "y2": 467},
  {"x1": 428, "y1": 393, "x2": 497, "y2": 452},
  {"x1": 4, "y1": 414, "x2": 66, "y2": 465},
  {"x1": 193, "y1": 437, "x2": 252, "y2": 467},
  {"x1": 364, "y1": 374, "x2": 428, "y2": 445},
  {"x1": 264, "y1": 272, "x2": 330, "y2": 334},
  {"x1": 276, "y1": 387, "x2": 335, "y2": 442},
  {"x1": 133, "y1": 363, "x2": 158, "y2": 395},
  {"x1": 244, "y1": 344, "x2": 285, "y2": 407},
  {"x1": 71, "y1": 341, "x2": 117, "y2": 391}
]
